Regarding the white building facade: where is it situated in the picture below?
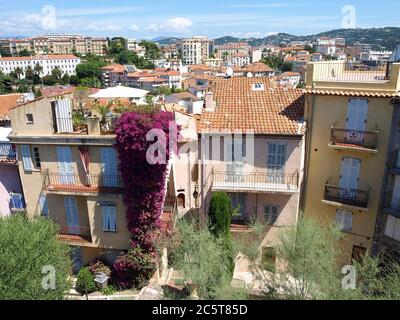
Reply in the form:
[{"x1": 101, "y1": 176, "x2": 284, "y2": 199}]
[{"x1": 0, "y1": 55, "x2": 81, "y2": 77}]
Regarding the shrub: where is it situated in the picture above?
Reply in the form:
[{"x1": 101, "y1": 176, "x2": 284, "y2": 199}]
[
  {"x1": 76, "y1": 267, "x2": 97, "y2": 295},
  {"x1": 208, "y1": 192, "x2": 233, "y2": 236},
  {"x1": 88, "y1": 259, "x2": 111, "y2": 277},
  {"x1": 0, "y1": 214, "x2": 71, "y2": 300},
  {"x1": 112, "y1": 246, "x2": 156, "y2": 290}
]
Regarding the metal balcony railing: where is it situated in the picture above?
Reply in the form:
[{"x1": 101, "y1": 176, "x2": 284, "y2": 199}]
[
  {"x1": 330, "y1": 127, "x2": 379, "y2": 151},
  {"x1": 212, "y1": 171, "x2": 299, "y2": 192},
  {"x1": 57, "y1": 225, "x2": 92, "y2": 243},
  {"x1": 324, "y1": 184, "x2": 370, "y2": 208},
  {"x1": 312, "y1": 61, "x2": 389, "y2": 83},
  {"x1": 0, "y1": 143, "x2": 16, "y2": 161},
  {"x1": 42, "y1": 170, "x2": 124, "y2": 193}
]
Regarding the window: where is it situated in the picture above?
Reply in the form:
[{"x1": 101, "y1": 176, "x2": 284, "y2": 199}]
[
  {"x1": 39, "y1": 195, "x2": 49, "y2": 216},
  {"x1": 230, "y1": 193, "x2": 246, "y2": 216},
  {"x1": 336, "y1": 209, "x2": 353, "y2": 231},
  {"x1": 26, "y1": 113, "x2": 34, "y2": 124},
  {"x1": 385, "y1": 215, "x2": 400, "y2": 242},
  {"x1": 32, "y1": 146, "x2": 41, "y2": 169},
  {"x1": 21, "y1": 145, "x2": 33, "y2": 171},
  {"x1": 252, "y1": 83, "x2": 264, "y2": 91},
  {"x1": 10, "y1": 193, "x2": 24, "y2": 210},
  {"x1": 264, "y1": 205, "x2": 278, "y2": 225},
  {"x1": 267, "y1": 143, "x2": 286, "y2": 172},
  {"x1": 102, "y1": 205, "x2": 117, "y2": 232}
]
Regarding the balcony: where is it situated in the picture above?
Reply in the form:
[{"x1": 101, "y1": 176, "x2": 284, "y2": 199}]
[
  {"x1": 323, "y1": 184, "x2": 370, "y2": 209},
  {"x1": 57, "y1": 225, "x2": 92, "y2": 244},
  {"x1": 309, "y1": 61, "x2": 389, "y2": 84},
  {"x1": 329, "y1": 127, "x2": 379, "y2": 153},
  {"x1": 0, "y1": 143, "x2": 17, "y2": 163},
  {"x1": 383, "y1": 194, "x2": 400, "y2": 219},
  {"x1": 42, "y1": 170, "x2": 124, "y2": 194},
  {"x1": 211, "y1": 170, "x2": 299, "y2": 193}
]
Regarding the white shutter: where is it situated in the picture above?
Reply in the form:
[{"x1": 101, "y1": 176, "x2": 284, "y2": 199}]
[
  {"x1": 340, "y1": 158, "x2": 360, "y2": 191},
  {"x1": 55, "y1": 99, "x2": 73, "y2": 133},
  {"x1": 101, "y1": 148, "x2": 118, "y2": 187},
  {"x1": 347, "y1": 99, "x2": 368, "y2": 131},
  {"x1": 39, "y1": 195, "x2": 49, "y2": 216},
  {"x1": 21, "y1": 145, "x2": 33, "y2": 171},
  {"x1": 102, "y1": 206, "x2": 117, "y2": 231}
]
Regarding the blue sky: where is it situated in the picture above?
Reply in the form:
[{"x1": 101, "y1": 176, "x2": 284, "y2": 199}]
[{"x1": 0, "y1": 0, "x2": 399, "y2": 39}]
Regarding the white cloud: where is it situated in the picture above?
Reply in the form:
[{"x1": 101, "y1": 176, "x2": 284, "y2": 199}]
[
  {"x1": 130, "y1": 24, "x2": 140, "y2": 31},
  {"x1": 228, "y1": 3, "x2": 291, "y2": 8},
  {"x1": 145, "y1": 17, "x2": 193, "y2": 33}
]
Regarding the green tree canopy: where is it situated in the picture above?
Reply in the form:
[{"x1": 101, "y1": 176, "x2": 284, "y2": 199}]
[{"x1": 0, "y1": 214, "x2": 72, "y2": 300}]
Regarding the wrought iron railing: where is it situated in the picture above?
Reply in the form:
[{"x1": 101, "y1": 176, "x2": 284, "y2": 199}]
[
  {"x1": 57, "y1": 225, "x2": 92, "y2": 242},
  {"x1": 324, "y1": 184, "x2": 370, "y2": 208},
  {"x1": 212, "y1": 170, "x2": 299, "y2": 192},
  {"x1": 330, "y1": 127, "x2": 379, "y2": 150},
  {"x1": 0, "y1": 143, "x2": 16, "y2": 161},
  {"x1": 42, "y1": 170, "x2": 124, "y2": 193}
]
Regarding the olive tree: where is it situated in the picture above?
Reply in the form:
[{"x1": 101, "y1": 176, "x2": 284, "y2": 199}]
[{"x1": 0, "y1": 214, "x2": 72, "y2": 300}]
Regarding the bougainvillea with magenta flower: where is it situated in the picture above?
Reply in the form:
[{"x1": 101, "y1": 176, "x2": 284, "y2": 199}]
[{"x1": 112, "y1": 111, "x2": 179, "y2": 288}]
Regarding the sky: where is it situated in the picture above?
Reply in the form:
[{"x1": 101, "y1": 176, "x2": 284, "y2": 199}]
[{"x1": 0, "y1": 0, "x2": 399, "y2": 39}]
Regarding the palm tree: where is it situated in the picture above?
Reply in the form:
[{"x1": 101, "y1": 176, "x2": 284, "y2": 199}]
[
  {"x1": 34, "y1": 63, "x2": 43, "y2": 77},
  {"x1": 14, "y1": 67, "x2": 24, "y2": 80}
]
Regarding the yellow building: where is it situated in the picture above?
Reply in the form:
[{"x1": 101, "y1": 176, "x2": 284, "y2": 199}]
[{"x1": 303, "y1": 61, "x2": 400, "y2": 265}]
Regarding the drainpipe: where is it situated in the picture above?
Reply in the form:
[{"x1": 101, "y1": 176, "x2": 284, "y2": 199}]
[{"x1": 300, "y1": 88, "x2": 316, "y2": 213}]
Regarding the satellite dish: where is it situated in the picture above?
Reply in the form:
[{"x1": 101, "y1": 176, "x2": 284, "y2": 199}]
[
  {"x1": 226, "y1": 67, "x2": 234, "y2": 77},
  {"x1": 247, "y1": 72, "x2": 253, "y2": 78}
]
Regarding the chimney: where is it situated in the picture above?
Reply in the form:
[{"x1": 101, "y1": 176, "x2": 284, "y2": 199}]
[{"x1": 205, "y1": 91, "x2": 215, "y2": 111}]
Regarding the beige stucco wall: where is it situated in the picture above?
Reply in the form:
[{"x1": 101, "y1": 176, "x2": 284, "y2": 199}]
[
  {"x1": 303, "y1": 94, "x2": 393, "y2": 265},
  {"x1": 10, "y1": 95, "x2": 74, "y2": 136}
]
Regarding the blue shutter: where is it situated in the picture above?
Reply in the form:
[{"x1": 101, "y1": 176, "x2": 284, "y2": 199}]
[{"x1": 21, "y1": 145, "x2": 33, "y2": 171}]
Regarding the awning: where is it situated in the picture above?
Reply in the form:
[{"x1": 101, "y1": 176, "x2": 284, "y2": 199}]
[{"x1": 89, "y1": 86, "x2": 149, "y2": 99}]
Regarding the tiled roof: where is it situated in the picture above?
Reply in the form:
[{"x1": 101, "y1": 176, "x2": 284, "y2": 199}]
[
  {"x1": 101, "y1": 64, "x2": 126, "y2": 73},
  {"x1": 199, "y1": 77, "x2": 304, "y2": 135},
  {"x1": 0, "y1": 94, "x2": 24, "y2": 120},
  {"x1": 235, "y1": 62, "x2": 274, "y2": 73}
]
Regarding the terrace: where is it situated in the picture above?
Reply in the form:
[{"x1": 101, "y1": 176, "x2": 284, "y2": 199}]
[
  {"x1": 305, "y1": 61, "x2": 400, "y2": 92},
  {"x1": 42, "y1": 169, "x2": 124, "y2": 194},
  {"x1": 211, "y1": 170, "x2": 299, "y2": 194},
  {"x1": 329, "y1": 126, "x2": 379, "y2": 153},
  {"x1": 323, "y1": 182, "x2": 370, "y2": 210}
]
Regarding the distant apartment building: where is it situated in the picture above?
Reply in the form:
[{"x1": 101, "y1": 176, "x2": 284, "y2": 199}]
[
  {"x1": 303, "y1": 60, "x2": 400, "y2": 265},
  {"x1": 361, "y1": 50, "x2": 393, "y2": 63},
  {"x1": 0, "y1": 55, "x2": 81, "y2": 77},
  {"x1": 276, "y1": 72, "x2": 301, "y2": 88},
  {"x1": 216, "y1": 42, "x2": 250, "y2": 64},
  {"x1": 100, "y1": 64, "x2": 128, "y2": 87},
  {"x1": 0, "y1": 34, "x2": 108, "y2": 56},
  {"x1": 231, "y1": 53, "x2": 251, "y2": 67},
  {"x1": 126, "y1": 39, "x2": 146, "y2": 58},
  {"x1": 199, "y1": 77, "x2": 305, "y2": 268},
  {"x1": 180, "y1": 36, "x2": 214, "y2": 65}
]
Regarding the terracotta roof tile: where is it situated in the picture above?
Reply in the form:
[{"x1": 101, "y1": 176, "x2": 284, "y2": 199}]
[
  {"x1": 199, "y1": 77, "x2": 304, "y2": 135},
  {"x1": 0, "y1": 94, "x2": 24, "y2": 120}
]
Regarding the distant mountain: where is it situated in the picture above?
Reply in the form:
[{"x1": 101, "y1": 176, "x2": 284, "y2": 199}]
[
  {"x1": 0, "y1": 35, "x2": 26, "y2": 39},
  {"x1": 154, "y1": 37, "x2": 182, "y2": 45},
  {"x1": 153, "y1": 27, "x2": 400, "y2": 50},
  {"x1": 214, "y1": 27, "x2": 400, "y2": 50}
]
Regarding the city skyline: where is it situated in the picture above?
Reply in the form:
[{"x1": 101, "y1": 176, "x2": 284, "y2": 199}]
[{"x1": 0, "y1": 0, "x2": 399, "y2": 39}]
